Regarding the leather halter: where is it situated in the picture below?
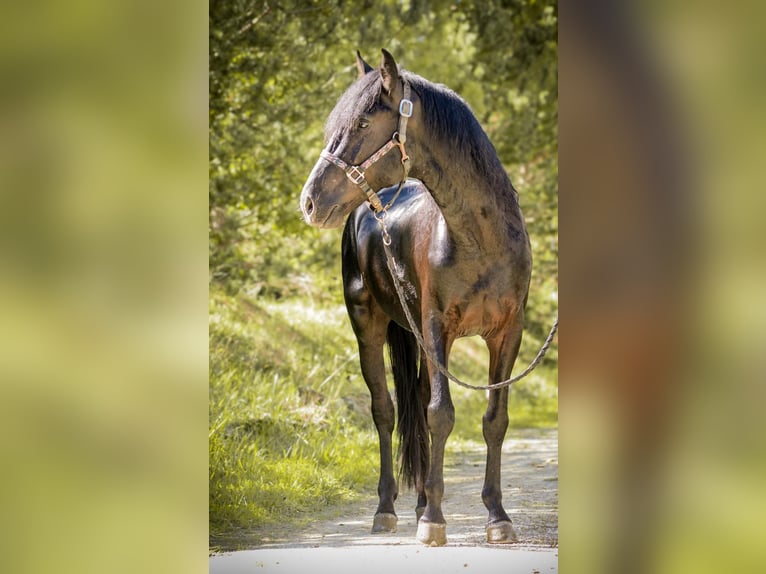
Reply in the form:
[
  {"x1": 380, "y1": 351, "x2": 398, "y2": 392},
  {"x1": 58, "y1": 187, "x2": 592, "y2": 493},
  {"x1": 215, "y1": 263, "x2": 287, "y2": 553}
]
[{"x1": 319, "y1": 80, "x2": 413, "y2": 212}]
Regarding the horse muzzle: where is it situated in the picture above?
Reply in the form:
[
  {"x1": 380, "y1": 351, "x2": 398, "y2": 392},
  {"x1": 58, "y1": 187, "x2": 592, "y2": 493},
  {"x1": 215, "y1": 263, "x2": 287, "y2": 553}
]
[
  {"x1": 300, "y1": 191, "x2": 341, "y2": 229},
  {"x1": 299, "y1": 162, "x2": 350, "y2": 229},
  {"x1": 299, "y1": 193, "x2": 325, "y2": 229}
]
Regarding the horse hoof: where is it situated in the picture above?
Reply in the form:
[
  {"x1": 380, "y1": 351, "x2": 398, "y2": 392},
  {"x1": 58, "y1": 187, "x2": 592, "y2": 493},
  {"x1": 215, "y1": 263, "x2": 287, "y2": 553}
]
[
  {"x1": 486, "y1": 521, "x2": 517, "y2": 544},
  {"x1": 371, "y1": 512, "x2": 398, "y2": 533},
  {"x1": 416, "y1": 520, "x2": 447, "y2": 546},
  {"x1": 415, "y1": 506, "x2": 426, "y2": 522}
]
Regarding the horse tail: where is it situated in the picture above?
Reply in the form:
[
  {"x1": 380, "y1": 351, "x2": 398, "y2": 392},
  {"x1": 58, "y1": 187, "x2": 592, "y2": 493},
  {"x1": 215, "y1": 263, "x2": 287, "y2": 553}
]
[{"x1": 386, "y1": 321, "x2": 429, "y2": 491}]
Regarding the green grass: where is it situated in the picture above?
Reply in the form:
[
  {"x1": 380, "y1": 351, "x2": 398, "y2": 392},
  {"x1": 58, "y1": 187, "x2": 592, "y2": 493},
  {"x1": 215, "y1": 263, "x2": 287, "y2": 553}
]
[
  {"x1": 209, "y1": 289, "x2": 377, "y2": 544},
  {"x1": 209, "y1": 287, "x2": 557, "y2": 547}
]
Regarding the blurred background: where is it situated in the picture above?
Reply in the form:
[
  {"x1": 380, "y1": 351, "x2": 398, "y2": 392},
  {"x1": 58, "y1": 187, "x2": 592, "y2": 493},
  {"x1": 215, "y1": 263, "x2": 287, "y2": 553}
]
[
  {"x1": 0, "y1": 1, "x2": 207, "y2": 573},
  {"x1": 560, "y1": 0, "x2": 766, "y2": 572},
  {"x1": 0, "y1": 0, "x2": 764, "y2": 572}
]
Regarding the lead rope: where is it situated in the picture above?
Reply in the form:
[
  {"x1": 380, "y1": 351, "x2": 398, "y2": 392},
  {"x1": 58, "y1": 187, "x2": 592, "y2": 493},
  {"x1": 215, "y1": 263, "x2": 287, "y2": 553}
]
[{"x1": 376, "y1": 214, "x2": 558, "y2": 391}]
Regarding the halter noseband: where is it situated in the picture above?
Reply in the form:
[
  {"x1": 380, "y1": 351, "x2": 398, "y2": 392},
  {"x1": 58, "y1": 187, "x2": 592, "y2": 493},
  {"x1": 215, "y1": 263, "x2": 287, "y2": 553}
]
[{"x1": 320, "y1": 80, "x2": 413, "y2": 213}]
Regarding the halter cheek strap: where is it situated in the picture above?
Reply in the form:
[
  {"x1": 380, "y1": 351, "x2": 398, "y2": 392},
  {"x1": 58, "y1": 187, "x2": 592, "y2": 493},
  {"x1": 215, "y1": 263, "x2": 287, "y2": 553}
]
[
  {"x1": 320, "y1": 141, "x2": 398, "y2": 212},
  {"x1": 319, "y1": 80, "x2": 413, "y2": 213}
]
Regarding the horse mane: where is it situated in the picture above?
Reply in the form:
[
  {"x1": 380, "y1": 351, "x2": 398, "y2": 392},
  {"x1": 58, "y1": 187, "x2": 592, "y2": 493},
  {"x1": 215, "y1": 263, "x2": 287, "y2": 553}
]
[
  {"x1": 325, "y1": 67, "x2": 516, "y2": 200},
  {"x1": 402, "y1": 70, "x2": 513, "y2": 195}
]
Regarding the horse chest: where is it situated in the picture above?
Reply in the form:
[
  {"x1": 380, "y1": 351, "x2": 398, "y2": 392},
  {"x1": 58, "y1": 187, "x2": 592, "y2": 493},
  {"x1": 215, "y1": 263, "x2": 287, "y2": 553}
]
[{"x1": 429, "y1": 264, "x2": 518, "y2": 337}]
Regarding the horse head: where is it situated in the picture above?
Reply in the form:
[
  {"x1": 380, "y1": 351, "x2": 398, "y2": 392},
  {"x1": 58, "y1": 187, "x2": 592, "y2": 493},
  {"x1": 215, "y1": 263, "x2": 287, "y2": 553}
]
[{"x1": 300, "y1": 50, "x2": 421, "y2": 228}]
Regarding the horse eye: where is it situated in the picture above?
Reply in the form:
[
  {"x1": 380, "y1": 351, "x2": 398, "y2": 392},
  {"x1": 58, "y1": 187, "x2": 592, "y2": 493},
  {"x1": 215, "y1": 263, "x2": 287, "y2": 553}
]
[{"x1": 357, "y1": 118, "x2": 370, "y2": 129}]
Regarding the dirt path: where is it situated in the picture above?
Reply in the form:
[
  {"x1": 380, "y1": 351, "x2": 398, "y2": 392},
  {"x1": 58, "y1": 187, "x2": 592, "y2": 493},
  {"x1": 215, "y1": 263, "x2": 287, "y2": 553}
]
[{"x1": 211, "y1": 428, "x2": 557, "y2": 571}]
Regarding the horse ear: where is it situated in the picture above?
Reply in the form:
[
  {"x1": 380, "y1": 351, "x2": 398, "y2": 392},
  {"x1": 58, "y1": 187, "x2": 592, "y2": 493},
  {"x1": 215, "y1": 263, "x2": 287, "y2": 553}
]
[
  {"x1": 356, "y1": 50, "x2": 373, "y2": 78},
  {"x1": 379, "y1": 49, "x2": 400, "y2": 96}
]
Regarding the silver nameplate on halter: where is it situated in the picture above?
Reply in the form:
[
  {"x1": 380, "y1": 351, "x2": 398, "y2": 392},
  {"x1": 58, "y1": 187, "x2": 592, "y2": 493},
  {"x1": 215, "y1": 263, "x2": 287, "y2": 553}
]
[{"x1": 399, "y1": 99, "x2": 413, "y2": 118}]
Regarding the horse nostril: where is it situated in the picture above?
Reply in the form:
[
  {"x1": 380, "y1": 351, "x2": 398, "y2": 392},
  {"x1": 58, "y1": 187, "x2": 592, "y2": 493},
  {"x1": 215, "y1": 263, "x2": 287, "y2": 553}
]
[{"x1": 304, "y1": 197, "x2": 314, "y2": 216}]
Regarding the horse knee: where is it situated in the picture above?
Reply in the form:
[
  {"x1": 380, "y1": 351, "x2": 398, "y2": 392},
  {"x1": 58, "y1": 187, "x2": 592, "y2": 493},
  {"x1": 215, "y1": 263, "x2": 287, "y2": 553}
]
[
  {"x1": 482, "y1": 408, "x2": 508, "y2": 428},
  {"x1": 427, "y1": 402, "x2": 455, "y2": 437},
  {"x1": 482, "y1": 410, "x2": 508, "y2": 443},
  {"x1": 371, "y1": 396, "x2": 395, "y2": 431}
]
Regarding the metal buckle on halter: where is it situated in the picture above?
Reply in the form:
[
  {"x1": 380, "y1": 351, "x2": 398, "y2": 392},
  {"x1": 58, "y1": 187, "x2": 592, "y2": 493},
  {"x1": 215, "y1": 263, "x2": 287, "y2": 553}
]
[
  {"x1": 346, "y1": 166, "x2": 366, "y2": 185},
  {"x1": 399, "y1": 99, "x2": 413, "y2": 118}
]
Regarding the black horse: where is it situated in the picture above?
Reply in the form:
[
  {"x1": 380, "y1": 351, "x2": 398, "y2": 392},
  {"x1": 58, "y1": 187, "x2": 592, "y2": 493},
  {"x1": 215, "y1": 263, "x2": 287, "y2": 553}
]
[{"x1": 300, "y1": 50, "x2": 532, "y2": 546}]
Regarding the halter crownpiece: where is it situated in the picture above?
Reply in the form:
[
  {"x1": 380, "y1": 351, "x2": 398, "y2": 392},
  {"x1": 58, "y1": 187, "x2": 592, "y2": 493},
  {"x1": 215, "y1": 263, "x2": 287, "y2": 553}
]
[{"x1": 320, "y1": 79, "x2": 413, "y2": 213}]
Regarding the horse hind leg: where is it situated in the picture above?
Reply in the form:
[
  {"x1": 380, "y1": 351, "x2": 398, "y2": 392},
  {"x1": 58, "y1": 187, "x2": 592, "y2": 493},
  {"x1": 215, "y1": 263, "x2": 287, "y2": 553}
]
[
  {"x1": 481, "y1": 328, "x2": 524, "y2": 544},
  {"x1": 355, "y1": 332, "x2": 399, "y2": 533}
]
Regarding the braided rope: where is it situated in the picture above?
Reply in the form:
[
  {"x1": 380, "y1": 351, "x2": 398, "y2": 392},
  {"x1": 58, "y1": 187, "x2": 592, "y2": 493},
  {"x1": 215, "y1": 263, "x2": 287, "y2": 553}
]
[{"x1": 382, "y1": 238, "x2": 558, "y2": 391}]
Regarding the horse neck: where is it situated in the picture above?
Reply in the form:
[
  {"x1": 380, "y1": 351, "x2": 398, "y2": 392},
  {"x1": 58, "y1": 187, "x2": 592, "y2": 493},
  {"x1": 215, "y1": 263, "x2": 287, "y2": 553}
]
[{"x1": 415, "y1": 140, "x2": 526, "y2": 250}]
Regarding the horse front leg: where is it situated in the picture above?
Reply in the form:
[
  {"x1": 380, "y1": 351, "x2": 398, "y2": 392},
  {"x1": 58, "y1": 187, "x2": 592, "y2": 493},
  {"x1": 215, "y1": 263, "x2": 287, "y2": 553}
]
[
  {"x1": 415, "y1": 355, "x2": 431, "y2": 523},
  {"x1": 482, "y1": 326, "x2": 524, "y2": 543},
  {"x1": 357, "y1": 338, "x2": 399, "y2": 533},
  {"x1": 416, "y1": 325, "x2": 454, "y2": 546}
]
